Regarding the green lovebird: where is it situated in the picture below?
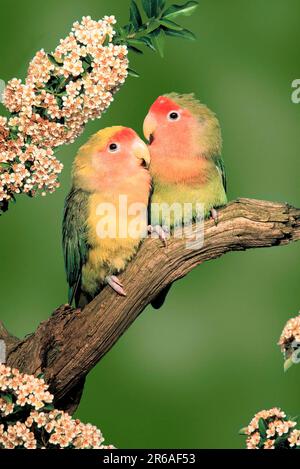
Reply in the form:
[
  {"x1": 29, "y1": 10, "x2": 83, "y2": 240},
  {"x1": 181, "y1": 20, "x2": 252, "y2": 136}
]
[
  {"x1": 62, "y1": 126, "x2": 151, "y2": 308},
  {"x1": 143, "y1": 93, "x2": 228, "y2": 308}
]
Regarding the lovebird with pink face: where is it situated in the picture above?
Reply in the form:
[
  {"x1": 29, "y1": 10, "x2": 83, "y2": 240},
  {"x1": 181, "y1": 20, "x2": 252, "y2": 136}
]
[
  {"x1": 63, "y1": 126, "x2": 151, "y2": 308},
  {"x1": 143, "y1": 93, "x2": 227, "y2": 308}
]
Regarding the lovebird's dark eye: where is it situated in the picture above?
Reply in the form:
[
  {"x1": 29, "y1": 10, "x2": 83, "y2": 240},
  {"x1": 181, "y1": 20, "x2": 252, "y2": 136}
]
[
  {"x1": 108, "y1": 142, "x2": 120, "y2": 153},
  {"x1": 168, "y1": 111, "x2": 180, "y2": 121}
]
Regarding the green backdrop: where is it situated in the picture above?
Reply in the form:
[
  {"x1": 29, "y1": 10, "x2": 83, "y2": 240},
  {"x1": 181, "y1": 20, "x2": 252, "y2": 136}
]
[{"x1": 0, "y1": 0, "x2": 300, "y2": 449}]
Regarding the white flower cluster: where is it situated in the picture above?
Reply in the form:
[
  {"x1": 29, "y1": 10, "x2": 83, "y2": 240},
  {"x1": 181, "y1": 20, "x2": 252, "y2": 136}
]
[
  {"x1": 244, "y1": 407, "x2": 297, "y2": 449},
  {"x1": 0, "y1": 364, "x2": 114, "y2": 449},
  {"x1": 0, "y1": 15, "x2": 128, "y2": 204}
]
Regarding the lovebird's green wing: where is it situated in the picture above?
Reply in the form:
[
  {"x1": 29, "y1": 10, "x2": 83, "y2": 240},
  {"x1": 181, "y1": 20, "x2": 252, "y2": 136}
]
[
  {"x1": 62, "y1": 187, "x2": 89, "y2": 306},
  {"x1": 215, "y1": 156, "x2": 227, "y2": 193}
]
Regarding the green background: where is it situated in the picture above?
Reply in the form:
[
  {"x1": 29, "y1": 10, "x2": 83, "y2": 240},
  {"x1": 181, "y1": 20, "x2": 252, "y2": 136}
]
[{"x1": 0, "y1": 0, "x2": 299, "y2": 449}]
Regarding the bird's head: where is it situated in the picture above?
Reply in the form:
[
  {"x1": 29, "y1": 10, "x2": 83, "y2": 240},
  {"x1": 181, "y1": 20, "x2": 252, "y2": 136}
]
[
  {"x1": 73, "y1": 126, "x2": 150, "y2": 192},
  {"x1": 278, "y1": 314, "x2": 300, "y2": 372},
  {"x1": 143, "y1": 93, "x2": 222, "y2": 159}
]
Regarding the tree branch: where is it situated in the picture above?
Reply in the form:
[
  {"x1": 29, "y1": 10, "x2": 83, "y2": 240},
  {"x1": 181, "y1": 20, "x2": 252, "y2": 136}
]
[{"x1": 1, "y1": 198, "x2": 300, "y2": 413}]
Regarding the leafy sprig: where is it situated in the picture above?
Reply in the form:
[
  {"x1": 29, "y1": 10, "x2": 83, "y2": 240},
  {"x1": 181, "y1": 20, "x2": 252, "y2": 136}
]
[{"x1": 113, "y1": 0, "x2": 199, "y2": 76}]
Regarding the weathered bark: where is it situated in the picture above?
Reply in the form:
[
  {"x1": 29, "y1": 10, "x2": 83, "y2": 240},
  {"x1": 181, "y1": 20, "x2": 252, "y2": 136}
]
[{"x1": 1, "y1": 198, "x2": 300, "y2": 413}]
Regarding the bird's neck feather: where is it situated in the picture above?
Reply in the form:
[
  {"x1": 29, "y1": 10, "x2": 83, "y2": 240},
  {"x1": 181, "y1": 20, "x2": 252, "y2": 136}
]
[{"x1": 149, "y1": 126, "x2": 216, "y2": 185}]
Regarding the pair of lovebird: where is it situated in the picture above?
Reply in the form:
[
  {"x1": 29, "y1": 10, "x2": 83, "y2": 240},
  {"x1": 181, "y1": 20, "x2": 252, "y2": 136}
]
[{"x1": 63, "y1": 92, "x2": 227, "y2": 309}]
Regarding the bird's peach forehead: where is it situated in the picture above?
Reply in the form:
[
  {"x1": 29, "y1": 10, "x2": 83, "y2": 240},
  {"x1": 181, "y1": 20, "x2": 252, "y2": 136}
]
[
  {"x1": 150, "y1": 96, "x2": 181, "y2": 114},
  {"x1": 111, "y1": 127, "x2": 137, "y2": 143}
]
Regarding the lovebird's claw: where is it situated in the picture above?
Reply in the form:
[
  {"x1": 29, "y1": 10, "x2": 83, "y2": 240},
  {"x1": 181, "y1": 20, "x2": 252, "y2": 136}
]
[
  {"x1": 106, "y1": 276, "x2": 127, "y2": 296},
  {"x1": 148, "y1": 225, "x2": 168, "y2": 247},
  {"x1": 211, "y1": 208, "x2": 218, "y2": 226},
  {"x1": 110, "y1": 275, "x2": 124, "y2": 287}
]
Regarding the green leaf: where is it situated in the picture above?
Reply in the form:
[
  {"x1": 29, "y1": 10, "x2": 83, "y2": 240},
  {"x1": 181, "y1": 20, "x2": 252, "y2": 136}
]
[
  {"x1": 160, "y1": 18, "x2": 183, "y2": 31},
  {"x1": 127, "y1": 38, "x2": 146, "y2": 46},
  {"x1": 128, "y1": 68, "x2": 140, "y2": 78},
  {"x1": 117, "y1": 25, "x2": 129, "y2": 38},
  {"x1": 142, "y1": 0, "x2": 151, "y2": 17},
  {"x1": 47, "y1": 53, "x2": 61, "y2": 66},
  {"x1": 127, "y1": 45, "x2": 144, "y2": 54},
  {"x1": 164, "y1": 28, "x2": 196, "y2": 40},
  {"x1": 139, "y1": 36, "x2": 157, "y2": 51},
  {"x1": 127, "y1": 38, "x2": 155, "y2": 51},
  {"x1": 158, "y1": 0, "x2": 167, "y2": 11},
  {"x1": 0, "y1": 162, "x2": 10, "y2": 169},
  {"x1": 103, "y1": 35, "x2": 110, "y2": 47},
  {"x1": 114, "y1": 24, "x2": 122, "y2": 36},
  {"x1": 84, "y1": 54, "x2": 93, "y2": 65},
  {"x1": 0, "y1": 394, "x2": 13, "y2": 404},
  {"x1": 43, "y1": 404, "x2": 54, "y2": 411},
  {"x1": 145, "y1": 19, "x2": 161, "y2": 34},
  {"x1": 142, "y1": 0, "x2": 165, "y2": 18},
  {"x1": 274, "y1": 435, "x2": 288, "y2": 449},
  {"x1": 150, "y1": 29, "x2": 165, "y2": 57},
  {"x1": 257, "y1": 439, "x2": 265, "y2": 449},
  {"x1": 258, "y1": 418, "x2": 267, "y2": 438},
  {"x1": 130, "y1": 0, "x2": 143, "y2": 30},
  {"x1": 82, "y1": 60, "x2": 91, "y2": 72},
  {"x1": 11, "y1": 405, "x2": 23, "y2": 414},
  {"x1": 124, "y1": 23, "x2": 135, "y2": 35},
  {"x1": 163, "y1": 1, "x2": 198, "y2": 20}
]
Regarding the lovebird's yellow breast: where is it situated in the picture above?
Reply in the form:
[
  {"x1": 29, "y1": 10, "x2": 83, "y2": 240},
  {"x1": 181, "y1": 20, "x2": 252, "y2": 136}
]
[{"x1": 82, "y1": 175, "x2": 150, "y2": 296}]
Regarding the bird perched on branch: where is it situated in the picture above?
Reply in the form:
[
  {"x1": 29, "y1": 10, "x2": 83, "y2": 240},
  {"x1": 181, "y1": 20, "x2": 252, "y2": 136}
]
[
  {"x1": 63, "y1": 126, "x2": 151, "y2": 308},
  {"x1": 143, "y1": 93, "x2": 227, "y2": 308}
]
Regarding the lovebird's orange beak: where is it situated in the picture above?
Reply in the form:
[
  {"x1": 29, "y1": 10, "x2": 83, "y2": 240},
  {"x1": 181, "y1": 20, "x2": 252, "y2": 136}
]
[
  {"x1": 132, "y1": 138, "x2": 151, "y2": 168},
  {"x1": 143, "y1": 112, "x2": 158, "y2": 143}
]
